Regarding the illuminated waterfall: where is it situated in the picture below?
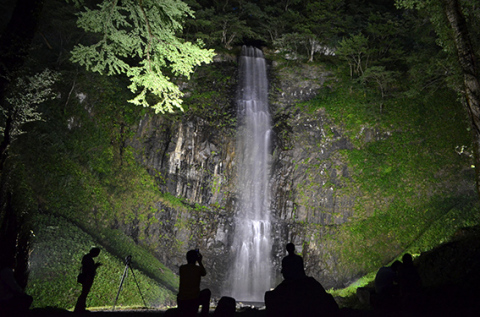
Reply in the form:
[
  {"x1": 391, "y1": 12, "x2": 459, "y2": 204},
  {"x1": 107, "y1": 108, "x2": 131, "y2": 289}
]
[{"x1": 226, "y1": 46, "x2": 273, "y2": 302}]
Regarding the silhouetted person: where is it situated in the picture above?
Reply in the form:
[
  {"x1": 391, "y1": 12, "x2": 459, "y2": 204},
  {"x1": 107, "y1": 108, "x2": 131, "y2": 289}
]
[
  {"x1": 374, "y1": 260, "x2": 401, "y2": 309},
  {"x1": 398, "y1": 253, "x2": 421, "y2": 295},
  {"x1": 213, "y1": 296, "x2": 236, "y2": 317},
  {"x1": 177, "y1": 250, "x2": 211, "y2": 317},
  {"x1": 0, "y1": 257, "x2": 33, "y2": 315},
  {"x1": 398, "y1": 253, "x2": 422, "y2": 310},
  {"x1": 74, "y1": 247, "x2": 102, "y2": 313},
  {"x1": 265, "y1": 274, "x2": 338, "y2": 316},
  {"x1": 266, "y1": 244, "x2": 338, "y2": 317},
  {"x1": 281, "y1": 243, "x2": 306, "y2": 280}
]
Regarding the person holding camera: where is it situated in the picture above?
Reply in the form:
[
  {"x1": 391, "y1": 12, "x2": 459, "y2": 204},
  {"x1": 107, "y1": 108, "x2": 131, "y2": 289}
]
[
  {"x1": 74, "y1": 247, "x2": 102, "y2": 313},
  {"x1": 177, "y1": 249, "x2": 211, "y2": 317}
]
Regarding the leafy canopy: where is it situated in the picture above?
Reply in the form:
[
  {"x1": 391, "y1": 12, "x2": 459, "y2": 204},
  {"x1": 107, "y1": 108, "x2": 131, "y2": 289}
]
[{"x1": 69, "y1": 0, "x2": 215, "y2": 113}]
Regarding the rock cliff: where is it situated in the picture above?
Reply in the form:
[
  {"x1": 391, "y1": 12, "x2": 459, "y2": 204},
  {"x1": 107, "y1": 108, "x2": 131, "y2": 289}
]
[{"x1": 126, "y1": 51, "x2": 476, "y2": 295}]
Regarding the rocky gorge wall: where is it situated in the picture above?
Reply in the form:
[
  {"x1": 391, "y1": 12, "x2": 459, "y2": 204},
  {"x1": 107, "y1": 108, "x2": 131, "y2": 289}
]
[
  {"x1": 126, "y1": 53, "x2": 354, "y2": 293},
  {"x1": 126, "y1": 51, "x2": 476, "y2": 296}
]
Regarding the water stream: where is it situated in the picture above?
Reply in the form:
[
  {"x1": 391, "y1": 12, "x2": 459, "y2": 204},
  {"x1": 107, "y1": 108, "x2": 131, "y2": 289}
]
[{"x1": 225, "y1": 46, "x2": 273, "y2": 302}]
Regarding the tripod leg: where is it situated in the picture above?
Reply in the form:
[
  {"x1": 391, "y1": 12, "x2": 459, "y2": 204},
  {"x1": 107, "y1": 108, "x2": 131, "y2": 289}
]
[
  {"x1": 112, "y1": 264, "x2": 129, "y2": 311},
  {"x1": 129, "y1": 266, "x2": 148, "y2": 308}
]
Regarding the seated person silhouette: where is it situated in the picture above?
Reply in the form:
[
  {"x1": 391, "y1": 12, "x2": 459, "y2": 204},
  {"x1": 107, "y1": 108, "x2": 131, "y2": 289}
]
[
  {"x1": 397, "y1": 253, "x2": 422, "y2": 309},
  {"x1": 398, "y1": 253, "x2": 421, "y2": 296},
  {"x1": 281, "y1": 243, "x2": 306, "y2": 280},
  {"x1": 0, "y1": 256, "x2": 33, "y2": 315},
  {"x1": 265, "y1": 244, "x2": 339, "y2": 317},
  {"x1": 373, "y1": 260, "x2": 401, "y2": 309},
  {"x1": 177, "y1": 250, "x2": 211, "y2": 317}
]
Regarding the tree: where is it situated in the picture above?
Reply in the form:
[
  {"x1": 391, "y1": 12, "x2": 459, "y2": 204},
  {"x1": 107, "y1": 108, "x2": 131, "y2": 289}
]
[
  {"x1": 281, "y1": 0, "x2": 345, "y2": 62},
  {"x1": 69, "y1": 0, "x2": 215, "y2": 114},
  {"x1": 0, "y1": 0, "x2": 45, "y2": 106},
  {"x1": 0, "y1": 70, "x2": 59, "y2": 170},
  {"x1": 360, "y1": 66, "x2": 399, "y2": 99},
  {"x1": 262, "y1": 1, "x2": 300, "y2": 43},
  {"x1": 396, "y1": 0, "x2": 480, "y2": 196},
  {"x1": 0, "y1": 0, "x2": 214, "y2": 279},
  {"x1": 1, "y1": 0, "x2": 216, "y2": 170},
  {"x1": 183, "y1": 0, "x2": 258, "y2": 49},
  {"x1": 0, "y1": 0, "x2": 47, "y2": 267},
  {"x1": 336, "y1": 34, "x2": 370, "y2": 77}
]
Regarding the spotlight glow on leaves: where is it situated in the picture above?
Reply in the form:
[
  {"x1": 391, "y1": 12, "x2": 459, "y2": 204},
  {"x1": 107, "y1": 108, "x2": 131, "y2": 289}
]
[{"x1": 69, "y1": 0, "x2": 215, "y2": 113}]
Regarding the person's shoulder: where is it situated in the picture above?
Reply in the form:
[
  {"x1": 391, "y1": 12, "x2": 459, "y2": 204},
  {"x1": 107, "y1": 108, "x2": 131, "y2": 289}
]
[{"x1": 180, "y1": 263, "x2": 197, "y2": 269}]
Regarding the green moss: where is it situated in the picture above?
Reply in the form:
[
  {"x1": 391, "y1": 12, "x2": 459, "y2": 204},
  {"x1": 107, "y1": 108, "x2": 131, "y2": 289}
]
[{"x1": 294, "y1": 79, "x2": 478, "y2": 284}]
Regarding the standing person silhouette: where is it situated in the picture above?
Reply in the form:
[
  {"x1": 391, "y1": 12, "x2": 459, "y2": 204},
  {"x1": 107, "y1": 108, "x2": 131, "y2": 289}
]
[
  {"x1": 281, "y1": 243, "x2": 306, "y2": 280},
  {"x1": 177, "y1": 249, "x2": 211, "y2": 317},
  {"x1": 74, "y1": 247, "x2": 102, "y2": 313}
]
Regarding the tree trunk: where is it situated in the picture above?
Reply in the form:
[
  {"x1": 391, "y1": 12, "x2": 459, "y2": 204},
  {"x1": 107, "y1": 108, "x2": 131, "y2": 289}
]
[
  {"x1": 0, "y1": 0, "x2": 44, "y2": 286},
  {"x1": 444, "y1": 0, "x2": 480, "y2": 197},
  {"x1": 0, "y1": 112, "x2": 13, "y2": 170}
]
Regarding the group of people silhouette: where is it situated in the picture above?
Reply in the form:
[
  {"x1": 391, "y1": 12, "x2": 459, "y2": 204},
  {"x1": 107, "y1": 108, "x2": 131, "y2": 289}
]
[
  {"x1": 170, "y1": 242, "x2": 338, "y2": 317},
  {"x1": 0, "y1": 243, "x2": 422, "y2": 316},
  {"x1": 372, "y1": 253, "x2": 422, "y2": 310},
  {"x1": 0, "y1": 243, "x2": 336, "y2": 316}
]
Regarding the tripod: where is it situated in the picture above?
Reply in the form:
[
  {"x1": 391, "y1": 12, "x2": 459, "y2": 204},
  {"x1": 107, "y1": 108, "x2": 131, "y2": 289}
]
[{"x1": 112, "y1": 255, "x2": 147, "y2": 310}]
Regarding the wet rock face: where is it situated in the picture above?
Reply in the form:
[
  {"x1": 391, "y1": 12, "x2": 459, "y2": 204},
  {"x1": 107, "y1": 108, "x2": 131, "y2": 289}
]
[
  {"x1": 127, "y1": 57, "x2": 357, "y2": 294},
  {"x1": 133, "y1": 115, "x2": 236, "y2": 206},
  {"x1": 271, "y1": 108, "x2": 355, "y2": 225}
]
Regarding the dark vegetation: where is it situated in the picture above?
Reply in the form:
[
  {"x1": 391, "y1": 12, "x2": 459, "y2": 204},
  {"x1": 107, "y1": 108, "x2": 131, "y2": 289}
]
[{"x1": 1, "y1": 0, "x2": 480, "y2": 312}]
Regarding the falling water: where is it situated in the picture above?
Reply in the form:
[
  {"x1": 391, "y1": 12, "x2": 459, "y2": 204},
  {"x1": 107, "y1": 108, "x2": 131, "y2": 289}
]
[{"x1": 226, "y1": 46, "x2": 273, "y2": 302}]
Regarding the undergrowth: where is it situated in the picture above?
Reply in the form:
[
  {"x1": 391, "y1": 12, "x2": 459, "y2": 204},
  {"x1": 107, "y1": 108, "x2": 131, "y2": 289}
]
[{"x1": 26, "y1": 213, "x2": 177, "y2": 310}]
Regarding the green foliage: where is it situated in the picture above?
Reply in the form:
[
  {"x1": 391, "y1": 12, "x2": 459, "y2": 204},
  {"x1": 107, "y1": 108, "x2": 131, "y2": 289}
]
[
  {"x1": 299, "y1": 78, "x2": 476, "y2": 276},
  {"x1": 336, "y1": 34, "x2": 369, "y2": 77},
  {"x1": 359, "y1": 66, "x2": 400, "y2": 99},
  {"x1": 69, "y1": 0, "x2": 215, "y2": 113},
  {"x1": 395, "y1": 0, "x2": 479, "y2": 57},
  {"x1": 1, "y1": 69, "x2": 60, "y2": 138},
  {"x1": 26, "y1": 213, "x2": 177, "y2": 309},
  {"x1": 3, "y1": 69, "x2": 181, "y2": 308},
  {"x1": 184, "y1": 0, "x2": 263, "y2": 49},
  {"x1": 182, "y1": 61, "x2": 237, "y2": 132},
  {"x1": 13, "y1": 71, "x2": 162, "y2": 224}
]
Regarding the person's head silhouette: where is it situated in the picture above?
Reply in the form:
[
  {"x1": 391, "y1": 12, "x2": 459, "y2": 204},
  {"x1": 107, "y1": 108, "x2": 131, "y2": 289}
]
[
  {"x1": 89, "y1": 247, "x2": 101, "y2": 257},
  {"x1": 186, "y1": 250, "x2": 199, "y2": 264},
  {"x1": 286, "y1": 243, "x2": 295, "y2": 255},
  {"x1": 402, "y1": 253, "x2": 413, "y2": 266}
]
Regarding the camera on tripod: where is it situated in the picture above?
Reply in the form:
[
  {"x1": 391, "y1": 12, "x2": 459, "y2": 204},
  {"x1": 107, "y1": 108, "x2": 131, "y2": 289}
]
[{"x1": 113, "y1": 255, "x2": 146, "y2": 310}]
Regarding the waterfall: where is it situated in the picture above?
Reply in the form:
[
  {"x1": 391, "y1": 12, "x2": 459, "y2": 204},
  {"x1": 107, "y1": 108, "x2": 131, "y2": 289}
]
[{"x1": 225, "y1": 46, "x2": 273, "y2": 302}]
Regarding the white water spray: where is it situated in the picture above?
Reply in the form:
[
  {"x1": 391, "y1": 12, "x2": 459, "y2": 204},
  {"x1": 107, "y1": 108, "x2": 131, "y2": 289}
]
[{"x1": 226, "y1": 46, "x2": 273, "y2": 302}]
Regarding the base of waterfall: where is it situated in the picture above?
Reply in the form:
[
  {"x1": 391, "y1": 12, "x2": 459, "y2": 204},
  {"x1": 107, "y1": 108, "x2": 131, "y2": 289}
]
[{"x1": 233, "y1": 301, "x2": 265, "y2": 309}]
